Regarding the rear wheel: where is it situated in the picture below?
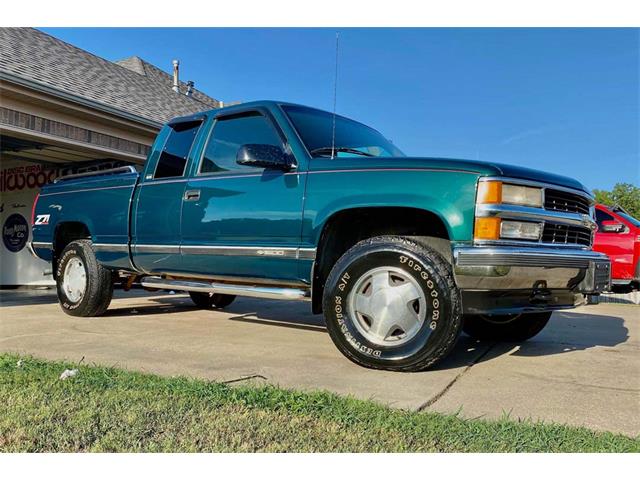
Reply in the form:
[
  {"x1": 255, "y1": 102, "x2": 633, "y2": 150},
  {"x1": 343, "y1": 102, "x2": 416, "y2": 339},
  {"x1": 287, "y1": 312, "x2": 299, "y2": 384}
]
[
  {"x1": 189, "y1": 292, "x2": 236, "y2": 309},
  {"x1": 463, "y1": 311, "x2": 552, "y2": 341},
  {"x1": 322, "y1": 236, "x2": 462, "y2": 371},
  {"x1": 56, "y1": 240, "x2": 113, "y2": 317}
]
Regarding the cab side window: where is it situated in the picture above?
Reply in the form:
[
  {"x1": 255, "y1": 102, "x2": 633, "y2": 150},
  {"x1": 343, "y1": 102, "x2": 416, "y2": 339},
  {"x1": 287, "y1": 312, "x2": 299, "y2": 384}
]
[
  {"x1": 199, "y1": 111, "x2": 283, "y2": 175},
  {"x1": 154, "y1": 120, "x2": 202, "y2": 179},
  {"x1": 595, "y1": 209, "x2": 615, "y2": 231}
]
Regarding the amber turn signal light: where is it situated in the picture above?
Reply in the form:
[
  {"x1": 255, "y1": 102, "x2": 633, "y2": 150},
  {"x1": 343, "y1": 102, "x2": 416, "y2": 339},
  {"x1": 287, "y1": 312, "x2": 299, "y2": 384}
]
[
  {"x1": 474, "y1": 217, "x2": 501, "y2": 240},
  {"x1": 477, "y1": 181, "x2": 502, "y2": 204}
]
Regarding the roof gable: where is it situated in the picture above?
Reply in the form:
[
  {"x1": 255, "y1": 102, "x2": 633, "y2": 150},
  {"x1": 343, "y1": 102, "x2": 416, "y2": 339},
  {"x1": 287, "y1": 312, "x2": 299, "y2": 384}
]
[{"x1": 0, "y1": 28, "x2": 220, "y2": 125}]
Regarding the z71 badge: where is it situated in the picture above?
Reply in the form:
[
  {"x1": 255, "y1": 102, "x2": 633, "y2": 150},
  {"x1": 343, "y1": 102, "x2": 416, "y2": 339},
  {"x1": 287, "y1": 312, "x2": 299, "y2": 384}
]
[{"x1": 34, "y1": 214, "x2": 50, "y2": 225}]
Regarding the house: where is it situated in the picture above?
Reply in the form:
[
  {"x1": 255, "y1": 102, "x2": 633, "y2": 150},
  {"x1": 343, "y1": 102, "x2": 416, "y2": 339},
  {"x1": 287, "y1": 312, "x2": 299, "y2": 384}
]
[{"x1": 0, "y1": 27, "x2": 221, "y2": 286}]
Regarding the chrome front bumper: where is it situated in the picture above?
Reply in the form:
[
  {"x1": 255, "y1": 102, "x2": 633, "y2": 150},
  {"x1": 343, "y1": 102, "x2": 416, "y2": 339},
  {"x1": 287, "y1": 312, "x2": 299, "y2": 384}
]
[
  {"x1": 453, "y1": 246, "x2": 611, "y2": 293},
  {"x1": 453, "y1": 246, "x2": 611, "y2": 314}
]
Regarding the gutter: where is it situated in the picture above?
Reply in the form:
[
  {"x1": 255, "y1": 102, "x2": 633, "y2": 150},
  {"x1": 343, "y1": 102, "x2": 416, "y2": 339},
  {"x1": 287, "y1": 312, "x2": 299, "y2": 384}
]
[{"x1": 0, "y1": 70, "x2": 163, "y2": 129}]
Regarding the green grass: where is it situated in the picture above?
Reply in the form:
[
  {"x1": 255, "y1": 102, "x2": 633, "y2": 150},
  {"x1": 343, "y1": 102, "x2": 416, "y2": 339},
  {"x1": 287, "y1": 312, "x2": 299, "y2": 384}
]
[{"x1": 0, "y1": 353, "x2": 637, "y2": 452}]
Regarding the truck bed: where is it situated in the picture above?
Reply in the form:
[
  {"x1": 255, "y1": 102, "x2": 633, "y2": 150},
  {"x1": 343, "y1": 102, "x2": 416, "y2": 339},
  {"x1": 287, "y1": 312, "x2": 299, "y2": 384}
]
[{"x1": 31, "y1": 167, "x2": 140, "y2": 270}]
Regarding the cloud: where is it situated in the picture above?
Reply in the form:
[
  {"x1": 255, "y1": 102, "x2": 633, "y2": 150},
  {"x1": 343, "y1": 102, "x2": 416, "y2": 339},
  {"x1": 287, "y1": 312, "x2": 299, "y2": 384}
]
[{"x1": 499, "y1": 124, "x2": 562, "y2": 146}]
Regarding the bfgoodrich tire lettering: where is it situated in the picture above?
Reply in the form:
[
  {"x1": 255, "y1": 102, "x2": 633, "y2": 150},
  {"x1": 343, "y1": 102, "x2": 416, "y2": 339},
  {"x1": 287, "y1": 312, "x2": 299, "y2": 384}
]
[
  {"x1": 56, "y1": 240, "x2": 113, "y2": 317},
  {"x1": 322, "y1": 236, "x2": 462, "y2": 371}
]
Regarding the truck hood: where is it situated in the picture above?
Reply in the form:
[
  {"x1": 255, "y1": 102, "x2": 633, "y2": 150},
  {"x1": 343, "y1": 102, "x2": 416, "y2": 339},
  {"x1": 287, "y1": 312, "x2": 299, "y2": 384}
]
[
  {"x1": 480, "y1": 161, "x2": 590, "y2": 193},
  {"x1": 350, "y1": 157, "x2": 590, "y2": 194}
]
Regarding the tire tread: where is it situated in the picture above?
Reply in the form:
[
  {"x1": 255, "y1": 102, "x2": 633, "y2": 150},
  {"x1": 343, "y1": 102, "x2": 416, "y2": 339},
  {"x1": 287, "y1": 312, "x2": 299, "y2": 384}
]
[
  {"x1": 57, "y1": 239, "x2": 113, "y2": 317},
  {"x1": 323, "y1": 235, "x2": 462, "y2": 372}
]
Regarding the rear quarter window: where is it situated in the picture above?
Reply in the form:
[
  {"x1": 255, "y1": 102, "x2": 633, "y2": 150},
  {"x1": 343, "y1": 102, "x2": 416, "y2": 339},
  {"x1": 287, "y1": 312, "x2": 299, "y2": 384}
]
[{"x1": 154, "y1": 120, "x2": 202, "y2": 179}]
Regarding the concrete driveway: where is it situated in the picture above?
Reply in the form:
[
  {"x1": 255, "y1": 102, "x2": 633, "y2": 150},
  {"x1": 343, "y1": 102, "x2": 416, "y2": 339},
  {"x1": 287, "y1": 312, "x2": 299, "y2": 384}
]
[{"x1": 1, "y1": 289, "x2": 638, "y2": 437}]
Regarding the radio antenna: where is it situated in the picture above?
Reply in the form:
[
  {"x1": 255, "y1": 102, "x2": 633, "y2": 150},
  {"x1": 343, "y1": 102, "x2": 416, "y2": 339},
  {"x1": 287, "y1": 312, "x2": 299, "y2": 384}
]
[{"x1": 331, "y1": 32, "x2": 340, "y2": 159}]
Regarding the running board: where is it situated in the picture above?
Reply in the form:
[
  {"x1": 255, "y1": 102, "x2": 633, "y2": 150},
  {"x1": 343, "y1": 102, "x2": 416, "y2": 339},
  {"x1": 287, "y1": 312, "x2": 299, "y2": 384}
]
[{"x1": 140, "y1": 276, "x2": 311, "y2": 301}]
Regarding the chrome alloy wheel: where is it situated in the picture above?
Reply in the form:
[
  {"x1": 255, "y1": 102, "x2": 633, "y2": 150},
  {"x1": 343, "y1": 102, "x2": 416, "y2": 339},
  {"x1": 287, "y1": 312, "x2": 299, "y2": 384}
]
[
  {"x1": 62, "y1": 256, "x2": 87, "y2": 303},
  {"x1": 347, "y1": 266, "x2": 427, "y2": 346}
]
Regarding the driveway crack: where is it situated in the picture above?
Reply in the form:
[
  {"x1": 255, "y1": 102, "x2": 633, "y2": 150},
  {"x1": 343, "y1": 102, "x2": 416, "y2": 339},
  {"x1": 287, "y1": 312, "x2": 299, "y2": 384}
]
[{"x1": 417, "y1": 342, "x2": 496, "y2": 411}]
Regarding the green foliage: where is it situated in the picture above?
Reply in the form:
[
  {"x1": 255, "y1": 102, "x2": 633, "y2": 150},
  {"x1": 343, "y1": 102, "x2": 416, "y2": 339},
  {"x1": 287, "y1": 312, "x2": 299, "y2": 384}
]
[
  {"x1": 1, "y1": 354, "x2": 638, "y2": 453},
  {"x1": 594, "y1": 183, "x2": 640, "y2": 219}
]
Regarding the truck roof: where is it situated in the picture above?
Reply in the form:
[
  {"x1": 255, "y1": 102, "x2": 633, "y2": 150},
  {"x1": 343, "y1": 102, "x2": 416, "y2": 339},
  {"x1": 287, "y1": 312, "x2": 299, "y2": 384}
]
[{"x1": 167, "y1": 100, "x2": 363, "y2": 127}]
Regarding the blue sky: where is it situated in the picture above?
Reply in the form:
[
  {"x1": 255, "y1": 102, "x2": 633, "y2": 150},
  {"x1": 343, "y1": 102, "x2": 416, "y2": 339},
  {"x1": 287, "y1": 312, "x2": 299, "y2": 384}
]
[{"x1": 42, "y1": 28, "x2": 639, "y2": 190}]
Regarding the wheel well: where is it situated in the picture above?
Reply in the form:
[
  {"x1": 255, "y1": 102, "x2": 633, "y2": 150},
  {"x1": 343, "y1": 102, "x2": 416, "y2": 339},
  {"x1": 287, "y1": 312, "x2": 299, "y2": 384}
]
[
  {"x1": 53, "y1": 222, "x2": 91, "y2": 276},
  {"x1": 311, "y1": 207, "x2": 451, "y2": 314}
]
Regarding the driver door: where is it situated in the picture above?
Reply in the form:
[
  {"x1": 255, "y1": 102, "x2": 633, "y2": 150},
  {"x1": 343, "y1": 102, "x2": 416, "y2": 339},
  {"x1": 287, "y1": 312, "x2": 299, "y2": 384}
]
[{"x1": 179, "y1": 109, "x2": 307, "y2": 284}]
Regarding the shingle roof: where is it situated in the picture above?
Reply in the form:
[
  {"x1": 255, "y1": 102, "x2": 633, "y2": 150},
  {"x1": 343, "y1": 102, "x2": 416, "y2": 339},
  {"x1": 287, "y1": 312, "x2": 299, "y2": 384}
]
[
  {"x1": 0, "y1": 28, "x2": 220, "y2": 125},
  {"x1": 115, "y1": 56, "x2": 219, "y2": 108}
]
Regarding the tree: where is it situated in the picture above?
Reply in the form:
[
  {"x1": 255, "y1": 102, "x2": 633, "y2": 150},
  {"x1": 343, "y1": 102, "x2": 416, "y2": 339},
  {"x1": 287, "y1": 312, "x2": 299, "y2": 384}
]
[{"x1": 593, "y1": 183, "x2": 640, "y2": 219}]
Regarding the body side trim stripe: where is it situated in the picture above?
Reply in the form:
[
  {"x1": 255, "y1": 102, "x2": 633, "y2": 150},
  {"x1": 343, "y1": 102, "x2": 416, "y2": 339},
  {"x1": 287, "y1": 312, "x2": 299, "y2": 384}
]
[
  {"x1": 39, "y1": 184, "x2": 135, "y2": 197},
  {"x1": 92, "y1": 243, "x2": 129, "y2": 253},
  {"x1": 134, "y1": 244, "x2": 180, "y2": 254},
  {"x1": 73, "y1": 243, "x2": 314, "y2": 258},
  {"x1": 144, "y1": 167, "x2": 479, "y2": 185},
  {"x1": 41, "y1": 167, "x2": 478, "y2": 197},
  {"x1": 181, "y1": 245, "x2": 316, "y2": 259}
]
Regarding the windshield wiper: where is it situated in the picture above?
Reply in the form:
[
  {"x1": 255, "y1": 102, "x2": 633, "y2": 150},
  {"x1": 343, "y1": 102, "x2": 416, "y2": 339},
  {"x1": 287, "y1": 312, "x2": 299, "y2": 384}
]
[{"x1": 309, "y1": 147, "x2": 374, "y2": 158}]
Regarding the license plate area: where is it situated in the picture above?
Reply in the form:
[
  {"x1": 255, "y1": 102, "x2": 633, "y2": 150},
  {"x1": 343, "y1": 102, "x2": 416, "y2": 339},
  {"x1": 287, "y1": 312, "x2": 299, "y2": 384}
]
[{"x1": 578, "y1": 259, "x2": 611, "y2": 293}]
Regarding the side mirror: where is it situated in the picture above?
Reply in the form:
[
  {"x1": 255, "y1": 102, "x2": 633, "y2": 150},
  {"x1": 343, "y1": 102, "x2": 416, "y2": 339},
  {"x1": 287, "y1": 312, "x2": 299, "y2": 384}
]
[
  {"x1": 236, "y1": 144, "x2": 294, "y2": 171},
  {"x1": 600, "y1": 220, "x2": 626, "y2": 233}
]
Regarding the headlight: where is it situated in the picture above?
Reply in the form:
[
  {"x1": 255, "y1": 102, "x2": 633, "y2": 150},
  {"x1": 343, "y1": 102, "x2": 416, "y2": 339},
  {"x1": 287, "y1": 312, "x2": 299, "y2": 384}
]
[
  {"x1": 500, "y1": 220, "x2": 542, "y2": 241},
  {"x1": 474, "y1": 218, "x2": 543, "y2": 241},
  {"x1": 502, "y1": 184, "x2": 543, "y2": 208},
  {"x1": 477, "y1": 181, "x2": 543, "y2": 208}
]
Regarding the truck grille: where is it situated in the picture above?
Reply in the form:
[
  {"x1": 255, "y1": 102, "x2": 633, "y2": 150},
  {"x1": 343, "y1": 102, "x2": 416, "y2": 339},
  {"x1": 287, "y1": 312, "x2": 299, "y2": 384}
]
[
  {"x1": 544, "y1": 189, "x2": 591, "y2": 215},
  {"x1": 542, "y1": 223, "x2": 592, "y2": 246}
]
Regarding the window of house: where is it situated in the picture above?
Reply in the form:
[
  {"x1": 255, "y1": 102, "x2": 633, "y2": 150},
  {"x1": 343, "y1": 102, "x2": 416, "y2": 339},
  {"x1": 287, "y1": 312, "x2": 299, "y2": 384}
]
[
  {"x1": 153, "y1": 120, "x2": 202, "y2": 179},
  {"x1": 199, "y1": 112, "x2": 283, "y2": 175}
]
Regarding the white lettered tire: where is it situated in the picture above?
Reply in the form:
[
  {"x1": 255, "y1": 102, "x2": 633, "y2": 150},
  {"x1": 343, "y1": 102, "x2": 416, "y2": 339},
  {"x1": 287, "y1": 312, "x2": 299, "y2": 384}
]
[
  {"x1": 322, "y1": 236, "x2": 462, "y2": 371},
  {"x1": 56, "y1": 240, "x2": 113, "y2": 317}
]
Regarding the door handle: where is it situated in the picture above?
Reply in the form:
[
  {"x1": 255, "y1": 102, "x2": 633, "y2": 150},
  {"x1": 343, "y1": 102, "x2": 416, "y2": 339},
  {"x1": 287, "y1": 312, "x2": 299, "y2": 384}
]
[{"x1": 184, "y1": 189, "x2": 201, "y2": 201}]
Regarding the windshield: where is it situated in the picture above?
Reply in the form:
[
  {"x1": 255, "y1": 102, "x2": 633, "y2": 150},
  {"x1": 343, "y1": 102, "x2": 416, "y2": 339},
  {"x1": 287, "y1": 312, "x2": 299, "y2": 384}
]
[{"x1": 282, "y1": 105, "x2": 404, "y2": 158}]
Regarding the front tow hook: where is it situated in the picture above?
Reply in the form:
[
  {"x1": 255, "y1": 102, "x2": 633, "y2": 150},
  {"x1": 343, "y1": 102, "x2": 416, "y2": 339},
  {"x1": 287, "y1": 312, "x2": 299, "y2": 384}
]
[{"x1": 530, "y1": 280, "x2": 552, "y2": 304}]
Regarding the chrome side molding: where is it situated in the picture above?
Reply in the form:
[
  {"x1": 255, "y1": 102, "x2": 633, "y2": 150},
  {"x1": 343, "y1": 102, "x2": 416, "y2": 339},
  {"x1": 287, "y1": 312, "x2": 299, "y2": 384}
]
[
  {"x1": 30, "y1": 241, "x2": 53, "y2": 249},
  {"x1": 93, "y1": 243, "x2": 129, "y2": 252},
  {"x1": 132, "y1": 244, "x2": 316, "y2": 260},
  {"x1": 140, "y1": 276, "x2": 311, "y2": 301}
]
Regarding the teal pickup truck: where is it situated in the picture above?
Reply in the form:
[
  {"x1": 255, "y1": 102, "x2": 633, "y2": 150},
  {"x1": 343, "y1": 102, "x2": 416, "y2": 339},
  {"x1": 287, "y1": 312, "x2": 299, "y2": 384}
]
[{"x1": 30, "y1": 101, "x2": 610, "y2": 371}]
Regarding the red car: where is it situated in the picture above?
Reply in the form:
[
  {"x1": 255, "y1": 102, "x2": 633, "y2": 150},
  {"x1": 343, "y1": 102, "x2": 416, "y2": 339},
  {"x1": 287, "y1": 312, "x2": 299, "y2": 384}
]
[{"x1": 593, "y1": 204, "x2": 640, "y2": 292}]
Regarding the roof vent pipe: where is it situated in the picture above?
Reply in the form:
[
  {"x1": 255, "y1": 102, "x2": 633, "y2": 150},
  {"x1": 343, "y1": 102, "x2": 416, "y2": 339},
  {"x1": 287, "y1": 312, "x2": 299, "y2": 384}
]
[
  {"x1": 185, "y1": 80, "x2": 194, "y2": 97},
  {"x1": 172, "y1": 60, "x2": 180, "y2": 93}
]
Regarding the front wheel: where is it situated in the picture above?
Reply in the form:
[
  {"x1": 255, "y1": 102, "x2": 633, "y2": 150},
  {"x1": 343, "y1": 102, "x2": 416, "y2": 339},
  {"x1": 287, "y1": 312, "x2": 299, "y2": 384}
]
[
  {"x1": 322, "y1": 236, "x2": 462, "y2": 372},
  {"x1": 463, "y1": 311, "x2": 552, "y2": 342},
  {"x1": 56, "y1": 240, "x2": 113, "y2": 317}
]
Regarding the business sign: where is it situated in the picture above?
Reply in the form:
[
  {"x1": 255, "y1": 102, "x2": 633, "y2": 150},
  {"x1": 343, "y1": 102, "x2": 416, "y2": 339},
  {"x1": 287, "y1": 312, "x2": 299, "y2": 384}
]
[
  {"x1": 0, "y1": 160, "x2": 130, "y2": 193},
  {"x1": 0, "y1": 164, "x2": 57, "y2": 193},
  {"x1": 2, "y1": 213, "x2": 29, "y2": 253}
]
